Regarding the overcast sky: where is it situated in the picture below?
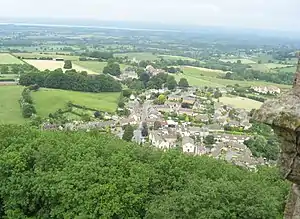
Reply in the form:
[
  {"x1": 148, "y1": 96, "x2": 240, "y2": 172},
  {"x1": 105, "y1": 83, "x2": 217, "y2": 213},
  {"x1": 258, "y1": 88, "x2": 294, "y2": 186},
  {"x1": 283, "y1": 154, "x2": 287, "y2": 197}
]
[{"x1": 1, "y1": 0, "x2": 299, "y2": 30}]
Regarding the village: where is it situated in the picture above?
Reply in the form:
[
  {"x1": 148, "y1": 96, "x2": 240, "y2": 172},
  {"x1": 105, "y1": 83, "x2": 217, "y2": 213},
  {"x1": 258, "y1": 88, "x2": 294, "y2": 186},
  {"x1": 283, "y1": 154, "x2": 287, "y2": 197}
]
[{"x1": 42, "y1": 65, "x2": 282, "y2": 170}]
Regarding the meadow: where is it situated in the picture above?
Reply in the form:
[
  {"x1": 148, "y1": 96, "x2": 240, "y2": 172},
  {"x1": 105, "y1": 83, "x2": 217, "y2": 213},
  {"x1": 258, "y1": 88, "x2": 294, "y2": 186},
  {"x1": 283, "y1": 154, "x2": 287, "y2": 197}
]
[
  {"x1": 0, "y1": 86, "x2": 25, "y2": 124},
  {"x1": 0, "y1": 53, "x2": 24, "y2": 64},
  {"x1": 23, "y1": 60, "x2": 98, "y2": 74},
  {"x1": 158, "y1": 55, "x2": 197, "y2": 61},
  {"x1": 115, "y1": 52, "x2": 158, "y2": 61},
  {"x1": 183, "y1": 66, "x2": 225, "y2": 77},
  {"x1": 174, "y1": 72, "x2": 291, "y2": 89},
  {"x1": 74, "y1": 61, "x2": 129, "y2": 73},
  {"x1": 32, "y1": 89, "x2": 120, "y2": 117},
  {"x1": 251, "y1": 63, "x2": 293, "y2": 72},
  {"x1": 219, "y1": 96, "x2": 263, "y2": 110}
]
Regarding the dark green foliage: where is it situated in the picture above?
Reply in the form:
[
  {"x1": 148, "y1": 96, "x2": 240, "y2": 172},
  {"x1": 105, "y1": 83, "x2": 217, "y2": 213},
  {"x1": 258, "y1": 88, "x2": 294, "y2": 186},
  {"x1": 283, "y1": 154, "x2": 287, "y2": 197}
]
[
  {"x1": 178, "y1": 78, "x2": 189, "y2": 87},
  {"x1": 166, "y1": 75, "x2": 177, "y2": 90},
  {"x1": 80, "y1": 51, "x2": 113, "y2": 60},
  {"x1": 147, "y1": 73, "x2": 168, "y2": 89},
  {"x1": 63, "y1": 60, "x2": 72, "y2": 69},
  {"x1": 204, "y1": 135, "x2": 215, "y2": 146},
  {"x1": 19, "y1": 88, "x2": 37, "y2": 118},
  {"x1": 139, "y1": 72, "x2": 150, "y2": 85},
  {"x1": 0, "y1": 125, "x2": 289, "y2": 218},
  {"x1": 246, "y1": 123, "x2": 280, "y2": 160},
  {"x1": 122, "y1": 89, "x2": 132, "y2": 98},
  {"x1": 19, "y1": 69, "x2": 122, "y2": 92},
  {"x1": 122, "y1": 124, "x2": 134, "y2": 141},
  {"x1": 103, "y1": 62, "x2": 121, "y2": 76}
]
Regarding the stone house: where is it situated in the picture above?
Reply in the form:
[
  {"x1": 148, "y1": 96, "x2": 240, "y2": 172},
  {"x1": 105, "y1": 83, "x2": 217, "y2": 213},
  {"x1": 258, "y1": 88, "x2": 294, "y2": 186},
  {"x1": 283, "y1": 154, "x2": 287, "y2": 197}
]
[
  {"x1": 195, "y1": 114, "x2": 210, "y2": 123},
  {"x1": 214, "y1": 134, "x2": 250, "y2": 144},
  {"x1": 182, "y1": 136, "x2": 196, "y2": 154},
  {"x1": 149, "y1": 131, "x2": 170, "y2": 150},
  {"x1": 178, "y1": 108, "x2": 194, "y2": 116},
  {"x1": 251, "y1": 86, "x2": 281, "y2": 94},
  {"x1": 182, "y1": 97, "x2": 196, "y2": 105},
  {"x1": 168, "y1": 94, "x2": 182, "y2": 102}
]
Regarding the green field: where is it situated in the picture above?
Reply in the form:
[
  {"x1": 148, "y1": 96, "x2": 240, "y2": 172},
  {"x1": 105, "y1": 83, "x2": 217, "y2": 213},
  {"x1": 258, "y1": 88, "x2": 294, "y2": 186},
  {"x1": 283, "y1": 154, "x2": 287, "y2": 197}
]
[
  {"x1": 32, "y1": 89, "x2": 120, "y2": 117},
  {"x1": 251, "y1": 63, "x2": 292, "y2": 72},
  {"x1": 13, "y1": 52, "x2": 80, "y2": 61},
  {"x1": 220, "y1": 58, "x2": 256, "y2": 64},
  {"x1": 219, "y1": 96, "x2": 262, "y2": 110},
  {"x1": 0, "y1": 86, "x2": 25, "y2": 124},
  {"x1": 115, "y1": 52, "x2": 158, "y2": 61},
  {"x1": 0, "y1": 53, "x2": 24, "y2": 64},
  {"x1": 74, "y1": 61, "x2": 129, "y2": 73},
  {"x1": 278, "y1": 66, "x2": 297, "y2": 73},
  {"x1": 158, "y1": 55, "x2": 197, "y2": 61},
  {"x1": 183, "y1": 66, "x2": 225, "y2": 77},
  {"x1": 174, "y1": 73, "x2": 291, "y2": 89}
]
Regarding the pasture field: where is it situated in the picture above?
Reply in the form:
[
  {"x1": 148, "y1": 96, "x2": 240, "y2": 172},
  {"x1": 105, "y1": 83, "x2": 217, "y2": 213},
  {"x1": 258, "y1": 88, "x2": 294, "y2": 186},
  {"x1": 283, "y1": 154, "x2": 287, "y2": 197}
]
[
  {"x1": 174, "y1": 73, "x2": 291, "y2": 89},
  {"x1": 74, "y1": 61, "x2": 130, "y2": 73},
  {"x1": 13, "y1": 52, "x2": 80, "y2": 61},
  {"x1": 115, "y1": 52, "x2": 158, "y2": 61},
  {"x1": 220, "y1": 58, "x2": 256, "y2": 64},
  {"x1": 219, "y1": 96, "x2": 262, "y2": 110},
  {"x1": 158, "y1": 55, "x2": 197, "y2": 61},
  {"x1": 0, "y1": 53, "x2": 24, "y2": 64},
  {"x1": 183, "y1": 66, "x2": 225, "y2": 77},
  {"x1": 32, "y1": 89, "x2": 120, "y2": 117},
  {"x1": 251, "y1": 63, "x2": 292, "y2": 72},
  {"x1": 278, "y1": 66, "x2": 297, "y2": 73},
  {"x1": 23, "y1": 60, "x2": 98, "y2": 74},
  {"x1": 0, "y1": 86, "x2": 25, "y2": 124}
]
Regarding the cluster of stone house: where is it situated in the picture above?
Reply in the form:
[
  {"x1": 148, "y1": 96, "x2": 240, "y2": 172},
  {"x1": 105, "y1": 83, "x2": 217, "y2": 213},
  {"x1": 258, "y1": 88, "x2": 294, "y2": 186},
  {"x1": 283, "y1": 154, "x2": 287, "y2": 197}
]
[
  {"x1": 145, "y1": 65, "x2": 166, "y2": 76},
  {"x1": 250, "y1": 85, "x2": 281, "y2": 95}
]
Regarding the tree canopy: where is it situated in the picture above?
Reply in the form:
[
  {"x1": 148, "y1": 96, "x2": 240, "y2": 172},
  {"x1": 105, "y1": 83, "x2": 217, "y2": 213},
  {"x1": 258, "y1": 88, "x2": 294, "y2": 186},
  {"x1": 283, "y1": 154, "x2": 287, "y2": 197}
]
[
  {"x1": 19, "y1": 69, "x2": 122, "y2": 92},
  {"x1": 0, "y1": 125, "x2": 289, "y2": 219}
]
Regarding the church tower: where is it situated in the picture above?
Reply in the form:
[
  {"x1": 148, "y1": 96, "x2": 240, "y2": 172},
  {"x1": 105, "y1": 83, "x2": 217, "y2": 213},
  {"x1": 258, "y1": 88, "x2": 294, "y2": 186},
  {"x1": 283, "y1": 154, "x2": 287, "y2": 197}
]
[{"x1": 293, "y1": 53, "x2": 300, "y2": 88}]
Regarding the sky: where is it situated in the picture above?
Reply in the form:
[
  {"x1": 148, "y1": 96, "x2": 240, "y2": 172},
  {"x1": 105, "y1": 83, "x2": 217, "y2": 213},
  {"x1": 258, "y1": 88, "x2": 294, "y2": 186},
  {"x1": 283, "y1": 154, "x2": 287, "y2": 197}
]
[{"x1": 0, "y1": 0, "x2": 299, "y2": 31}]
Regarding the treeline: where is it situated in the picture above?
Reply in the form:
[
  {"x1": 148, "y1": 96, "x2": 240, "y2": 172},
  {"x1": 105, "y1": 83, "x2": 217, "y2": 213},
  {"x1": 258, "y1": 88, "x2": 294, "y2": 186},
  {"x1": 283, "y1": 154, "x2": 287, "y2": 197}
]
[
  {"x1": 19, "y1": 87, "x2": 37, "y2": 118},
  {"x1": 224, "y1": 69, "x2": 293, "y2": 85},
  {"x1": 124, "y1": 72, "x2": 177, "y2": 91},
  {"x1": 78, "y1": 51, "x2": 114, "y2": 60},
  {"x1": 19, "y1": 69, "x2": 122, "y2": 92},
  {"x1": 0, "y1": 125, "x2": 289, "y2": 218},
  {"x1": 0, "y1": 64, "x2": 36, "y2": 74}
]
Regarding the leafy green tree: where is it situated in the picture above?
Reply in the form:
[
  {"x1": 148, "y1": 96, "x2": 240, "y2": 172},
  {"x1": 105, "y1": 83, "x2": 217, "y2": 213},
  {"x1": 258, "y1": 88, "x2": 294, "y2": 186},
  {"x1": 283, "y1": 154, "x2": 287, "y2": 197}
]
[
  {"x1": 204, "y1": 135, "x2": 215, "y2": 146},
  {"x1": 103, "y1": 62, "x2": 121, "y2": 76},
  {"x1": 178, "y1": 78, "x2": 189, "y2": 87},
  {"x1": 64, "y1": 60, "x2": 72, "y2": 69},
  {"x1": 123, "y1": 124, "x2": 134, "y2": 142},
  {"x1": 0, "y1": 125, "x2": 289, "y2": 219},
  {"x1": 139, "y1": 72, "x2": 150, "y2": 85},
  {"x1": 22, "y1": 104, "x2": 36, "y2": 118},
  {"x1": 166, "y1": 75, "x2": 177, "y2": 90},
  {"x1": 0, "y1": 65, "x2": 9, "y2": 74}
]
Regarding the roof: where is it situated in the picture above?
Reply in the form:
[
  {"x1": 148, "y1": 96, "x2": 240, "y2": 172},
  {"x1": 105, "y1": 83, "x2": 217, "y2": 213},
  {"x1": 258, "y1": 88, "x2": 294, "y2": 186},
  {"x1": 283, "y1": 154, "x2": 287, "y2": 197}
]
[{"x1": 182, "y1": 136, "x2": 194, "y2": 145}]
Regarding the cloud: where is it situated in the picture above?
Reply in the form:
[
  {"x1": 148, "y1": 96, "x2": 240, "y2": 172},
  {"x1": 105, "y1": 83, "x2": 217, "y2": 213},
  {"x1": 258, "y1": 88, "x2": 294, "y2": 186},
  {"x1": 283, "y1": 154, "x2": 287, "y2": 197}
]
[{"x1": 0, "y1": 0, "x2": 298, "y2": 30}]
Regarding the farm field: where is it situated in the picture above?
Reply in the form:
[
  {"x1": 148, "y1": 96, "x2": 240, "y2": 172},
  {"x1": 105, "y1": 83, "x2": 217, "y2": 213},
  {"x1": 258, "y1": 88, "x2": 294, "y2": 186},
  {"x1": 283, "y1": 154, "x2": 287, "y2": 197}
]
[
  {"x1": 183, "y1": 66, "x2": 225, "y2": 77},
  {"x1": 13, "y1": 52, "x2": 80, "y2": 61},
  {"x1": 74, "y1": 61, "x2": 130, "y2": 73},
  {"x1": 0, "y1": 53, "x2": 24, "y2": 64},
  {"x1": 219, "y1": 96, "x2": 262, "y2": 110},
  {"x1": 220, "y1": 58, "x2": 256, "y2": 64},
  {"x1": 115, "y1": 52, "x2": 158, "y2": 61},
  {"x1": 32, "y1": 89, "x2": 120, "y2": 117},
  {"x1": 0, "y1": 86, "x2": 25, "y2": 124},
  {"x1": 278, "y1": 66, "x2": 297, "y2": 73},
  {"x1": 174, "y1": 72, "x2": 291, "y2": 89},
  {"x1": 251, "y1": 63, "x2": 292, "y2": 72},
  {"x1": 158, "y1": 55, "x2": 197, "y2": 61},
  {"x1": 23, "y1": 60, "x2": 98, "y2": 74}
]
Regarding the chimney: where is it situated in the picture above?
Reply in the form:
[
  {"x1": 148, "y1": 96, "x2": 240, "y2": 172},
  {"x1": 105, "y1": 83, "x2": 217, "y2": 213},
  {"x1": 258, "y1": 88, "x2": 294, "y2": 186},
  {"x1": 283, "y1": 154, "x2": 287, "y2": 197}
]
[{"x1": 292, "y1": 52, "x2": 300, "y2": 88}]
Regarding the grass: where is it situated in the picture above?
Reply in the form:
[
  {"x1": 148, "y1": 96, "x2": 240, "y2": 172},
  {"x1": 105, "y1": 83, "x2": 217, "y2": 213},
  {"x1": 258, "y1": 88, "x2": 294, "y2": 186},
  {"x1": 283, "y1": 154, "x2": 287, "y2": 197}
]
[
  {"x1": 158, "y1": 55, "x2": 196, "y2": 61},
  {"x1": 0, "y1": 86, "x2": 26, "y2": 124},
  {"x1": 173, "y1": 73, "x2": 291, "y2": 89},
  {"x1": 115, "y1": 52, "x2": 158, "y2": 61},
  {"x1": 278, "y1": 66, "x2": 297, "y2": 73},
  {"x1": 219, "y1": 96, "x2": 263, "y2": 110},
  {"x1": 32, "y1": 88, "x2": 120, "y2": 117},
  {"x1": 13, "y1": 52, "x2": 79, "y2": 61},
  {"x1": 220, "y1": 58, "x2": 256, "y2": 64},
  {"x1": 183, "y1": 66, "x2": 225, "y2": 77},
  {"x1": 23, "y1": 60, "x2": 98, "y2": 74},
  {"x1": 74, "y1": 61, "x2": 129, "y2": 73},
  {"x1": 251, "y1": 63, "x2": 292, "y2": 72},
  {"x1": 0, "y1": 53, "x2": 24, "y2": 64}
]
